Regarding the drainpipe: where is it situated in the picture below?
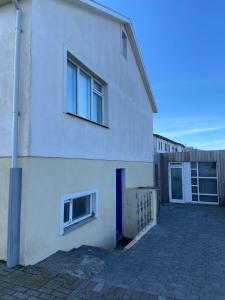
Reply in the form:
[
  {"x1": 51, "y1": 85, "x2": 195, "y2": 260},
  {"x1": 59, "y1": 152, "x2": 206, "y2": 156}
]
[{"x1": 7, "y1": 0, "x2": 22, "y2": 268}]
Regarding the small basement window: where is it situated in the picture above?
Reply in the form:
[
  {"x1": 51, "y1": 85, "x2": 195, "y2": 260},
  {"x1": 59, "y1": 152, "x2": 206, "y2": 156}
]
[{"x1": 60, "y1": 189, "x2": 98, "y2": 234}]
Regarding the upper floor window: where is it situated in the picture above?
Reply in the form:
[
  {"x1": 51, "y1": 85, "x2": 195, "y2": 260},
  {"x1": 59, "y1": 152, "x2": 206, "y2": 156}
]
[
  {"x1": 122, "y1": 30, "x2": 127, "y2": 59},
  {"x1": 66, "y1": 55, "x2": 105, "y2": 125}
]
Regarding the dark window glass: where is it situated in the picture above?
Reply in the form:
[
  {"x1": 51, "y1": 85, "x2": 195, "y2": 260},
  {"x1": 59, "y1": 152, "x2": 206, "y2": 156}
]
[
  {"x1": 191, "y1": 162, "x2": 197, "y2": 169},
  {"x1": 92, "y1": 93, "x2": 102, "y2": 124},
  {"x1": 198, "y1": 162, "x2": 216, "y2": 177},
  {"x1": 199, "y1": 195, "x2": 218, "y2": 203},
  {"x1": 66, "y1": 62, "x2": 77, "y2": 114},
  {"x1": 171, "y1": 168, "x2": 183, "y2": 199},
  {"x1": 199, "y1": 178, "x2": 217, "y2": 194},
  {"x1": 122, "y1": 31, "x2": 127, "y2": 58},
  {"x1": 72, "y1": 196, "x2": 91, "y2": 220},
  {"x1": 192, "y1": 194, "x2": 198, "y2": 202},
  {"x1": 192, "y1": 178, "x2": 197, "y2": 185},
  {"x1": 64, "y1": 202, "x2": 70, "y2": 223},
  {"x1": 192, "y1": 186, "x2": 198, "y2": 194},
  {"x1": 191, "y1": 170, "x2": 197, "y2": 177}
]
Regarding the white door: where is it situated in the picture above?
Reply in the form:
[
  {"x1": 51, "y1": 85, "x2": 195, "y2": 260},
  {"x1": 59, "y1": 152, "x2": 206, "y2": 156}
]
[{"x1": 169, "y1": 163, "x2": 184, "y2": 203}]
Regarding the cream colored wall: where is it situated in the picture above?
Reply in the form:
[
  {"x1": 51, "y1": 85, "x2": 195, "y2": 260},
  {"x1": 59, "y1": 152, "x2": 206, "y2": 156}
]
[{"x1": 20, "y1": 157, "x2": 154, "y2": 266}]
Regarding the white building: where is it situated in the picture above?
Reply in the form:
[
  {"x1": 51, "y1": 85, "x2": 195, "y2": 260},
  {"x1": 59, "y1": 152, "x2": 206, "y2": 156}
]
[
  {"x1": 0, "y1": 0, "x2": 157, "y2": 266},
  {"x1": 154, "y1": 134, "x2": 185, "y2": 154},
  {"x1": 153, "y1": 134, "x2": 185, "y2": 189}
]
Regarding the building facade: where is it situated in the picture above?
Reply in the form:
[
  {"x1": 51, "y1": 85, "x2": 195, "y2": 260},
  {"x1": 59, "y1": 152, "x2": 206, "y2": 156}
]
[
  {"x1": 153, "y1": 134, "x2": 185, "y2": 189},
  {"x1": 160, "y1": 150, "x2": 225, "y2": 206},
  {"x1": 0, "y1": 0, "x2": 157, "y2": 266}
]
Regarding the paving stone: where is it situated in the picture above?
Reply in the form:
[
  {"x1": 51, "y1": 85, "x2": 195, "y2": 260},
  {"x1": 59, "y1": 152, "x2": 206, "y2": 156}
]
[{"x1": 0, "y1": 204, "x2": 225, "y2": 299}]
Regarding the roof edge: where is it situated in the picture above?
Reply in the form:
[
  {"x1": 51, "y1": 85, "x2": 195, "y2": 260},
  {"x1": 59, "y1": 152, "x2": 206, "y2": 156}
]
[
  {"x1": 154, "y1": 134, "x2": 185, "y2": 147},
  {"x1": 72, "y1": 0, "x2": 158, "y2": 113}
]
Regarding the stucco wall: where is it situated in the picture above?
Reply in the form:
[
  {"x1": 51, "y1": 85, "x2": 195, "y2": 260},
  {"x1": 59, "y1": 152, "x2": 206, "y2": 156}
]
[
  {"x1": 20, "y1": 157, "x2": 154, "y2": 266},
  {"x1": 0, "y1": 0, "x2": 31, "y2": 157},
  {"x1": 30, "y1": 0, "x2": 154, "y2": 162}
]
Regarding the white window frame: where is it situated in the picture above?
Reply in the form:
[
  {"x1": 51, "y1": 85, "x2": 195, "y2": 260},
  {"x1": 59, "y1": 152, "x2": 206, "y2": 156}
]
[
  {"x1": 66, "y1": 56, "x2": 105, "y2": 125},
  {"x1": 191, "y1": 162, "x2": 218, "y2": 204},
  {"x1": 60, "y1": 189, "x2": 99, "y2": 235}
]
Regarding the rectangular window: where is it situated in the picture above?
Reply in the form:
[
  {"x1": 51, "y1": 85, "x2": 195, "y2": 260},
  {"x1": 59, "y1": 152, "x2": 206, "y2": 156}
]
[
  {"x1": 198, "y1": 162, "x2": 216, "y2": 178},
  {"x1": 191, "y1": 162, "x2": 218, "y2": 204},
  {"x1": 66, "y1": 56, "x2": 105, "y2": 125},
  {"x1": 60, "y1": 190, "x2": 98, "y2": 234},
  {"x1": 122, "y1": 30, "x2": 127, "y2": 58},
  {"x1": 92, "y1": 81, "x2": 103, "y2": 124}
]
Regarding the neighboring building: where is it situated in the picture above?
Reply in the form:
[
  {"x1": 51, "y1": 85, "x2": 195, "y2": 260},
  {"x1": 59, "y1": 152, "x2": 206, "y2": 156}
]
[
  {"x1": 154, "y1": 134, "x2": 185, "y2": 154},
  {"x1": 153, "y1": 134, "x2": 185, "y2": 188},
  {"x1": 160, "y1": 150, "x2": 225, "y2": 206},
  {"x1": 0, "y1": 0, "x2": 157, "y2": 266}
]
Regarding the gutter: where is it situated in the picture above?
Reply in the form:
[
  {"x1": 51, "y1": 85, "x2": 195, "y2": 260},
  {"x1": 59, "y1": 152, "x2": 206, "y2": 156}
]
[
  {"x1": 11, "y1": 0, "x2": 21, "y2": 168},
  {"x1": 7, "y1": 0, "x2": 22, "y2": 268}
]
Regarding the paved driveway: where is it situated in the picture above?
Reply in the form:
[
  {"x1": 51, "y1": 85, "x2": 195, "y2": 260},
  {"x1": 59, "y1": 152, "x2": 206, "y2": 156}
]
[
  {"x1": 95, "y1": 204, "x2": 225, "y2": 299},
  {"x1": 1, "y1": 204, "x2": 225, "y2": 299}
]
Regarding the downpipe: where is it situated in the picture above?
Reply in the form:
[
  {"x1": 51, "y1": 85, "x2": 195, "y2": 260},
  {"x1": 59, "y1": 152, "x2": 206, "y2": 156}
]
[{"x1": 7, "y1": 0, "x2": 22, "y2": 268}]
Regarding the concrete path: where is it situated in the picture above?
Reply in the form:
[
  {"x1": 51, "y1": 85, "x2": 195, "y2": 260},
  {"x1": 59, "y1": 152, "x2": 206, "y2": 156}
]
[{"x1": 1, "y1": 204, "x2": 225, "y2": 299}]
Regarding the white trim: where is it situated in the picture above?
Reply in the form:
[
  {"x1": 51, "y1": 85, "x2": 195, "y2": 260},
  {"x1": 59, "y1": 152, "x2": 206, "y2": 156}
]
[
  {"x1": 114, "y1": 166, "x2": 127, "y2": 247},
  {"x1": 168, "y1": 162, "x2": 219, "y2": 205},
  {"x1": 60, "y1": 189, "x2": 99, "y2": 235}
]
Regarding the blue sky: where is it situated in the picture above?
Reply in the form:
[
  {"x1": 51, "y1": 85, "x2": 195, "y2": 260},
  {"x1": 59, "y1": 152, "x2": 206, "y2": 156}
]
[{"x1": 97, "y1": 0, "x2": 225, "y2": 150}]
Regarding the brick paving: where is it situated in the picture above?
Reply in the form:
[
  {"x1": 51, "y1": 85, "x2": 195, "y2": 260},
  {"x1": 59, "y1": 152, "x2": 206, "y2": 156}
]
[
  {"x1": 95, "y1": 204, "x2": 225, "y2": 300},
  {"x1": 1, "y1": 204, "x2": 225, "y2": 299}
]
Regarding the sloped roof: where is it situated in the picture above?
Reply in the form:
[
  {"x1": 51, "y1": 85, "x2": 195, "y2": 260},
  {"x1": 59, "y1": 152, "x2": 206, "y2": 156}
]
[
  {"x1": 154, "y1": 134, "x2": 185, "y2": 147},
  {"x1": 0, "y1": 0, "x2": 157, "y2": 112}
]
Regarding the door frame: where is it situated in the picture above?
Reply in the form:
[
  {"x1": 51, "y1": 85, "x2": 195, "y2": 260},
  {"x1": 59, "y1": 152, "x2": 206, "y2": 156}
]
[
  {"x1": 114, "y1": 167, "x2": 126, "y2": 246},
  {"x1": 169, "y1": 163, "x2": 185, "y2": 203}
]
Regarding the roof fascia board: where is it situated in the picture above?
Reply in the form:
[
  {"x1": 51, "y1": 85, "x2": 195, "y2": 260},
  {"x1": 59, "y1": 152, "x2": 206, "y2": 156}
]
[
  {"x1": 74, "y1": 0, "x2": 157, "y2": 112},
  {"x1": 154, "y1": 134, "x2": 185, "y2": 147},
  {"x1": 70, "y1": 0, "x2": 130, "y2": 23}
]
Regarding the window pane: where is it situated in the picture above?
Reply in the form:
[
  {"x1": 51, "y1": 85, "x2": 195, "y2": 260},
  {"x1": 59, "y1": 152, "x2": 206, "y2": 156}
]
[
  {"x1": 64, "y1": 202, "x2": 70, "y2": 223},
  {"x1": 171, "y1": 168, "x2": 183, "y2": 199},
  {"x1": 191, "y1": 170, "x2": 197, "y2": 177},
  {"x1": 94, "y1": 81, "x2": 102, "y2": 93},
  {"x1": 198, "y1": 162, "x2": 216, "y2": 177},
  {"x1": 122, "y1": 31, "x2": 127, "y2": 58},
  {"x1": 192, "y1": 178, "x2": 197, "y2": 185},
  {"x1": 192, "y1": 194, "x2": 198, "y2": 202},
  {"x1": 192, "y1": 186, "x2": 198, "y2": 193},
  {"x1": 66, "y1": 62, "x2": 77, "y2": 113},
  {"x1": 72, "y1": 196, "x2": 91, "y2": 220},
  {"x1": 92, "y1": 93, "x2": 102, "y2": 124},
  {"x1": 199, "y1": 178, "x2": 217, "y2": 194},
  {"x1": 191, "y1": 162, "x2": 197, "y2": 169},
  {"x1": 199, "y1": 195, "x2": 218, "y2": 203},
  {"x1": 78, "y1": 71, "x2": 91, "y2": 119}
]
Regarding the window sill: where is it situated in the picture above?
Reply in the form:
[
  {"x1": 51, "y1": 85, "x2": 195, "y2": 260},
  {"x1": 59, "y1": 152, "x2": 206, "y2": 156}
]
[
  {"x1": 63, "y1": 216, "x2": 97, "y2": 236},
  {"x1": 65, "y1": 112, "x2": 109, "y2": 129}
]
